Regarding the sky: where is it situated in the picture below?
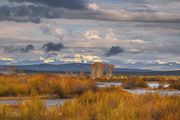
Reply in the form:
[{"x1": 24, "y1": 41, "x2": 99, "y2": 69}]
[{"x1": 0, "y1": 0, "x2": 180, "y2": 70}]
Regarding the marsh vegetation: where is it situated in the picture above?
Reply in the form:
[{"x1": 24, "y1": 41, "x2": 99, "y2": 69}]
[
  {"x1": 0, "y1": 88, "x2": 180, "y2": 120},
  {"x1": 0, "y1": 64, "x2": 180, "y2": 120},
  {"x1": 0, "y1": 74, "x2": 96, "y2": 98}
]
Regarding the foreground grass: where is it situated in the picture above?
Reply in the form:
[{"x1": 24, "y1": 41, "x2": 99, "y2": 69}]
[
  {"x1": 0, "y1": 74, "x2": 96, "y2": 98},
  {"x1": 1, "y1": 88, "x2": 180, "y2": 120}
]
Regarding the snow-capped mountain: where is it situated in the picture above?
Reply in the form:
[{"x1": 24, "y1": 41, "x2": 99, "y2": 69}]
[
  {"x1": 0, "y1": 56, "x2": 15, "y2": 65},
  {"x1": 0, "y1": 55, "x2": 180, "y2": 71},
  {"x1": 109, "y1": 59, "x2": 180, "y2": 71},
  {"x1": 39, "y1": 54, "x2": 104, "y2": 64},
  {"x1": 0, "y1": 54, "x2": 104, "y2": 65}
]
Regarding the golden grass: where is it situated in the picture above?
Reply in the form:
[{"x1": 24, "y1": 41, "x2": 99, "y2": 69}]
[
  {"x1": 98, "y1": 75, "x2": 180, "y2": 82},
  {"x1": 98, "y1": 75, "x2": 180, "y2": 90},
  {"x1": 169, "y1": 80, "x2": 180, "y2": 90},
  {"x1": 122, "y1": 77, "x2": 148, "y2": 89},
  {"x1": 0, "y1": 74, "x2": 96, "y2": 98},
  {"x1": 1, "y1": 88, "x2": 180, "y2": 120},
  {"x1": 57, "y1": 88, "x2": 180, "y2": 120}
]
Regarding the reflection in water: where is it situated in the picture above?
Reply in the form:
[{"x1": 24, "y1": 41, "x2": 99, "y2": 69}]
[
  {"x1": 126, "y1": 89, "x2": 180, "y2": 95},
  {"x1": 97, "y1": 82, "x2": 122, "y2": 88},
  {"x1": 0, "y1": 82, "x2": 178, "y2": 106},
  {"x1": 147, "y1": 82, "x2": 169, "y2": 88},
  {"x1": 97, "y1": 82, "x2": 179, "y2": 95},
  {"x1": 97, "y1": 82, "x2": 170, "y2": 89}
]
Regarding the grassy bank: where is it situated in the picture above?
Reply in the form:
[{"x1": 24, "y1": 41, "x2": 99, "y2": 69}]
[
  {"x1": 97, "y1": 75, "x2": 180, "y2": 90},
  {"x1": 122, "y1": 78, "x2": 148, "y2": 89},
  {"x1": 169, "y1": 80, "x2": 180, "y2": 90},
  {"x1": 0, "y1": 74, "x2": 96, "y2": 98},
  {"x1": 97, "y1": 75, "x2": 180, "y2": 82},
  {"x1": 1, "y1": 88, "x2": 180, "y2": 120},
  {"x1": 0, "y1": 74, "x2": 179, "y2": 98}
]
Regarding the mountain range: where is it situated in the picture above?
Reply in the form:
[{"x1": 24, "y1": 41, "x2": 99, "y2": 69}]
[
  {"x1": 0, "y1": 54, "x2": 180, "y2": 75},
  {"x1": 0, "y1": 63, "x2": 179, "y2": 76}
]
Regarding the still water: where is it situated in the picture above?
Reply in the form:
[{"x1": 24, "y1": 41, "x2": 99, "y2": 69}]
[
  {"x1": 0, "y1": 82, "x2": 179, "y2": 106},
  {"x1": 97, "y1": 82, "x2": 180, "y2": 95}
]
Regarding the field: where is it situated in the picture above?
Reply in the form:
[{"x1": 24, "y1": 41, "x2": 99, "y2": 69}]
[
  {"x1": 0, "y1": 88, "x2": 180, "y2": 120},
  {"x1": 0, "y1": 73, "x2": 180, "y2": 120},
  {"x1": 0, "y1": 74, "x2": 96, "y2": 98}
]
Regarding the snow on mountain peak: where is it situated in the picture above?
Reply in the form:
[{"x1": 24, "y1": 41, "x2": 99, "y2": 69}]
[
  {"x1": 154, "y1": 59, "x2": 168, "y2": 65},
  {"x1": 0, "y1": 56, "x2": 14, "y2": 61},
  {"x1": 40, "y1": 54, "x2": 104, "y2": 64},
  {"x1": 0, "y1": 56, "x2": 15, "y2": 65}
]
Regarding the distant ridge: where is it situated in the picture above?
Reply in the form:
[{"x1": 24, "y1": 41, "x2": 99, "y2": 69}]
[{"x1": 0, "y1": 63, "x2": 179, "y2": 76}]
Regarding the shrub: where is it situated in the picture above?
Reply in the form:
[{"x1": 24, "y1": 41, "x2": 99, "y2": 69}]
[
  {"x1": 122, "y1": 77, "x2": 148, "y2": 89},
  {"x1": 1, "y1": 88, "x2": 180, "y2": 120},
  {"x1": 169, "y1": 80, "x2": 180, "y2": 90},
  {"x1": 0, "y1": 74, "x2": 96, "y2": 98},
  {"x1": 20, "y1": 97, "x2": 47, "y2": 120},
  {"x1": 59, "y1": 88, "x2": 180, "y2": 120}
]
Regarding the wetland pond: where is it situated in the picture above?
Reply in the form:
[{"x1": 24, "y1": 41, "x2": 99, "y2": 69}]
[{"x1": 0, "y1": 81, "x2": 179, "y2": 106}]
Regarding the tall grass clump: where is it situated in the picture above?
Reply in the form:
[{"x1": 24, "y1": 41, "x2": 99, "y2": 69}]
[
  {"x1": 0, "y1": 74, "x2": 96, "y2": 98},
  {"x1": 122, "y1": 77, "x2": 148, "y2": 89},
  {"x1": 59, "y1": 88, "x2": 180, "y2": 120},
  {"x1": 1, "y1": 88, "x2": 180, "y2": 120},
  {"x1": 99, "y1": 75, "x2": 180, "y2": 83},
  {"x1": 169, "y1": 80, "x2": 180, "y2": 90},
  {"x1": 0, "y1": 97, "x2": 54, "y2": 120}
]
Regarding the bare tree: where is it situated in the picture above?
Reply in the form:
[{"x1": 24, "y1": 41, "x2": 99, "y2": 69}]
[
  {"x1": 95, "y1": 62, "x2": 105, "y2": 78},
  {"x1": 79, "y1": 68, "x2": 85, "y2": 78},
  {"x1": 90, "y1": 63, "x2": 96, "y2": 79},
  {"x1": 105, "y1": 64, "x2": 115, "y2": 79},
  {"x1": 90, "y1": 62, "x2": 114, "y2": 79}
]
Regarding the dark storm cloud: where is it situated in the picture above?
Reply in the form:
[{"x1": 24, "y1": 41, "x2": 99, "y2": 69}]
[
  {"x1": 0, "y1": 0, "x2": 180, "y2": 23},
  {"x1": 43, "y1": 42, "x2": 64, "y2": 52},
  {"x1": 105, "y1": 46, "x2": 124, "y2": 57},
  {"x1": 4, "y1": 44, "x2": 34, "y2": 53},
  {"x1": 10, "y1": 0, "x2": 86, "y2": 9},
  {"x1": 0, "y1": 5, "x2": 59, "y2": 23},
  {"x1": 0, "y1": 0, "x2": 87, "y2": 23}
]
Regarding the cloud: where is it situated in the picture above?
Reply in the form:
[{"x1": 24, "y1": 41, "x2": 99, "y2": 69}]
[
  {"x1": 4, "y1": 44, "x2": 34, "y2": 53},
  {"x1": 128, "y1": 49, "x2": 142, "y2": 54},
  {"x1": 88, "y1": 3, "x2": 100, "y2": 11},
  {"x1": 0, "y1": 5, "x2": 49, "y2": 23},
  {"x1": 42, "y1": 42, "x2": 64, "y2": 52},
  {"x1": 105, "y1": 46, "x2": 124, "y2": 57},
  {"x1": 10, "y1": 0, "x2": 86, "y2": 9},
  {"x1": 40, "y1": 25, "x2": 64, "y2": 39},
  {"x1": 54, "y1": 28, "x2": 64, "y2": 39},
  {"x1": 0, "y1": 1, "x2": 179, "y2": 23},
  {"x1": 85, "y1": 30, "x2": 101, "y2": 40},
  {"x1": 91, "y1": 8, "x2": 180, "y2": 23},
  {"x1": 148, "y1": 42, "x2": 180, "y2": 55},
  {"x1": 0, "y1": 0, "x2": 86, "y2": 23}
]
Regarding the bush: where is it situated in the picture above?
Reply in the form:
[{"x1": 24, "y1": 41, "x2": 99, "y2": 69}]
[
  {"x1": 169, "y1": 80, "x2": 180, "y2": 90},
  {"x1": 122, "y1": 77, "x2": 148, "y2": 89},
  {"x1": 1, "y1": 88, "x2": 180, "y2": 120},
  {"x1": 59, "y1": 88, "x2": 180, "y2": 120},
  {"x1": 0, "y1": 74, "x2": 96, "y2": 98}
]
